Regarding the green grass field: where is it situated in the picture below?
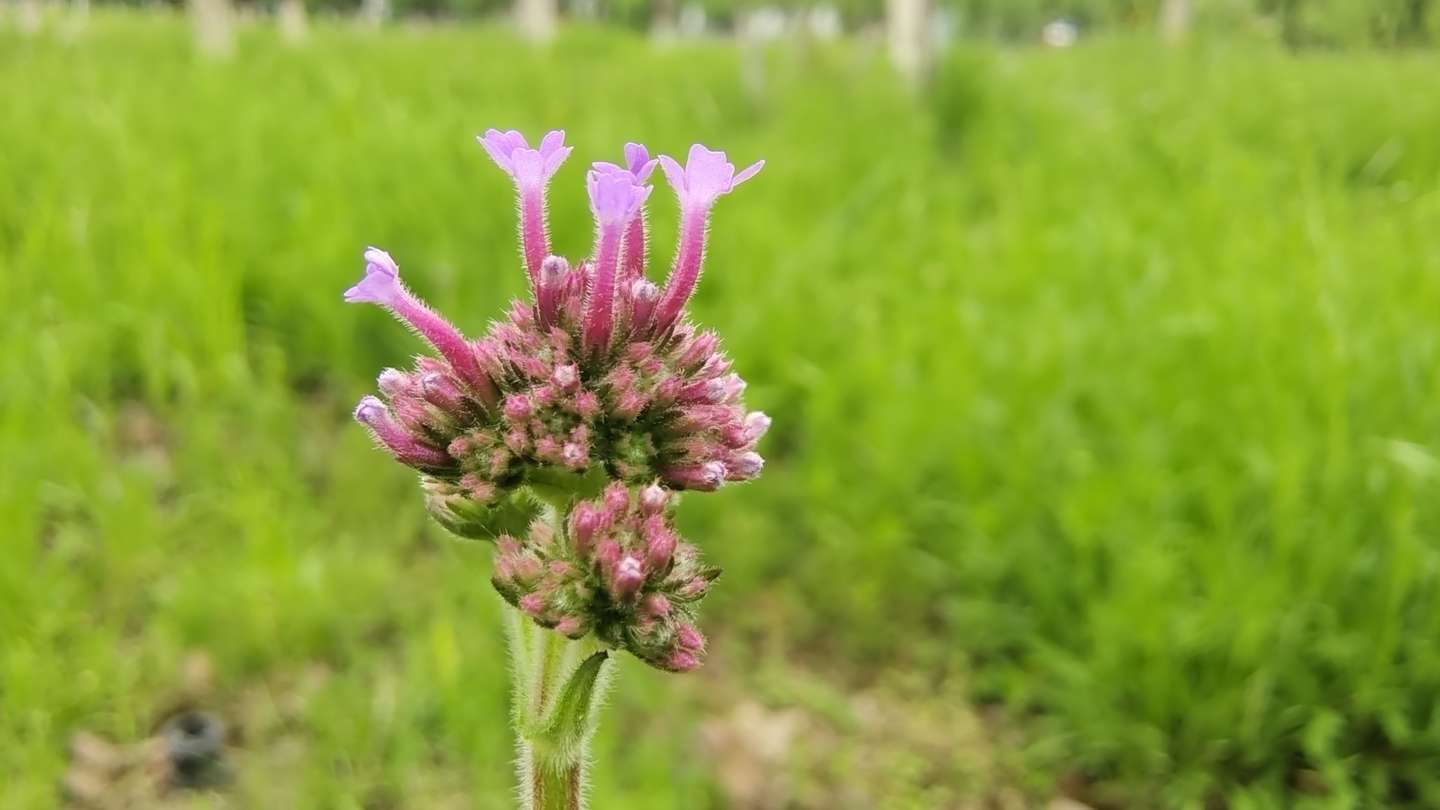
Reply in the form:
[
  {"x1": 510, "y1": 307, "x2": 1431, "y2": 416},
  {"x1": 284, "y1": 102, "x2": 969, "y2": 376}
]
[{"x1": 3, "y1": 12, "x2": 1440, "y2": 808}]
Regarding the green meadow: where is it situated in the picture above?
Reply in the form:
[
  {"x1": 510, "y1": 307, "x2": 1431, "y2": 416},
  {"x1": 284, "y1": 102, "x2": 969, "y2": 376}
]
[{"x1": 3, "y1": 13, "x2": 1440, "y2": 808}]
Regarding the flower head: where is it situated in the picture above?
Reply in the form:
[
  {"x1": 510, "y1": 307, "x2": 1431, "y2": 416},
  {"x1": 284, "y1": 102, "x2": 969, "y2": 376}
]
[{"x1": 348, "y1": 130, "x2": 769, "y2": 673}]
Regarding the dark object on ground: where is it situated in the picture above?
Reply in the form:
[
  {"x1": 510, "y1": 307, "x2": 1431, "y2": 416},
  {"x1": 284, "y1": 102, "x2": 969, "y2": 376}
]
[{"x1": 163, "y1": 711, "x2": 228, "y2": 787}]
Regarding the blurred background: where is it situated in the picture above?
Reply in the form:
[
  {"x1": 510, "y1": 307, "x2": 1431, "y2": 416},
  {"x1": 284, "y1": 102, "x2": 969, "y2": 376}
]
[{"x1": 3, "y1": 0, "x2": 1440, "y2": 807}]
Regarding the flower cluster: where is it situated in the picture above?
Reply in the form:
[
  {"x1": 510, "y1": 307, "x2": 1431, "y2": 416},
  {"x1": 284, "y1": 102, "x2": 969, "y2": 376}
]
[
  {"x1": 493, "y1": 482, "x2": 718, "y2": 672},
  {"x1": 346, "y1": 130, "x2": 767, "y2": 672}
]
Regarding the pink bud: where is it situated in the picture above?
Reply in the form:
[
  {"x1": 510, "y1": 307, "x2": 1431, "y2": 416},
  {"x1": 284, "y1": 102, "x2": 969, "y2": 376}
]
[
  {"x1": 678, "y1": 331, "x2": 717, "y2": 369},
  {"x1": 595, "y1": 539, "x2": 622, "y2": 572},
  {"x1": 569, "y1": 503, "x2": 603, "y2": 555},
  {"x1": 536, "y1": 255, "x2": 570, "y2": 328},
  {"x1": 665, "y1": 650, "x2": 701, "y2": 673},
  {"x1": 503, "y1": 394, "x2": 533, "y2": 422},
  {"x1": 612, "y1": 555, "x2": 645, "y2": 600},
  {"x1": 645, "y1": 525, "x2": 677, "y2": 571},
  {"x1": 663, "y1": 461, "x2": 726, "y2": 491},
  {"x1": 554, "y1": 616, "x2": 585, "y2": 638},
  {"x1": 552, "y1": 363, "x2": 580, "y2": 391},
  {"x1": 613, "y1": 389, "x2": 649, "y2": 421},
  {"x1": 643, "y1": 593, "x2": 672, "y2": 618},
  {"x1": 678, "y1": 576, "x2": 710, "y2": 599},
  {"x1": 504, "y1": 429, "x2": 529, "y2": 453},
  {"x1": 459, "y1": 474, "x2": 497, "y2": 503},
  {"x1": 574, "y1": 390, "x2": 601, "y2": 420},
  {"x1": 561, "y1": 442, "x2": 588, "y2": 470},
  {"x1": 519, "y1": 593, "x2": 546, "y2": 617},
  {"x1": 675, "y1": 623, "x2": 705, "y2": 652},
  {"x1": 652, "y1": 377, "x2": 683, "y2": 406},
  {"x1": 534, "y1": 436, "x2": 562, "y2": 463},
  {"x1": 726, "y1": 451, "x2": 763, "y2": 480},
  {"x1": 639, "y1": 483, "x2": 669, "y2": 514},
  {"x1": 699, "y1": 354, "x2": 732, "y2": 379},
  {"x1": 420, "y1": 372, "x2": 466, "y2": 414},
  {"x1": 603, "y1": 482, "x2": 630, "y2": 515},
  {"x1": 743, "y1": 411, "x2": 772, "y2": 443},
  {"x1": 377, "y1": 368, "x2": 410, "y2": 397}
]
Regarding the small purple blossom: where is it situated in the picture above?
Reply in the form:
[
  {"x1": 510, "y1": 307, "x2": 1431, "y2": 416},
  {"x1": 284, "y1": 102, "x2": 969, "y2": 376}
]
[
  {"x1": 343, "y1": 247, "x2": 402, "y2": 306},
  {"x1": 478, "y1": 129, "x2": 573, "y2": 289},
  {"x1": 657, "y1": 144, "x2": 763, "y2": 214},
  {"x1": 477, "y1": 128, "x2": 572, "y2": 185},
  {"x1": 586, "y1": 169, "x2": 651, "y2": 228}
]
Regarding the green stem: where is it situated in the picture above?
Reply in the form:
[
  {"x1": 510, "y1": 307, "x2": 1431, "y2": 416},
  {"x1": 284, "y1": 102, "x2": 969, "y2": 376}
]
[{"x1": 505, "y1": 506, "x2": 614, "y2": 810}]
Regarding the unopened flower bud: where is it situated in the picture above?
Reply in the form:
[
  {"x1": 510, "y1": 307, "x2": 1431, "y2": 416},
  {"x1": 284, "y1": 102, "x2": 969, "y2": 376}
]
[
  {"x1": 726, "y1": 451, "x2": 764, "y2": 480},
  {"x1": 561, "y1": 442, "x2": 588, "y2": 470},
  {"x1": 568, "y1": 503, "x2": 603, "y2": 555},
  {"x1": 574, "y1": 390, "x2": 601, "y2": 419},
  {"x1": 612, "y1": 555, "x2": 645, "y2": 600},
  {"x1": 603, "y1": 482, "x2": 630, "y2": 515},
  {"x1": 665, "y1": 650, "x2": 701, "y2": 673},
  {"x1": 663, "y1": 461, "x2": 726, "y2": 492},
  {"x1": 675, "y1": 623, "x2": 705, "y2": 652},
  {"x1": 639, "y1": 483, "x2": 669, "y2": 514},
  {"x1": 645, "y1": 525, "x2": 677, "y2": 571},
  {"x1": 503, "y1": 394, "x2": 533, "y2": 422},
  {"x1": 643, "y1": 593, "x2": 672, "y2": 618},
  {"x1": 377, "y1": 368, "x2": 410, "y2": 397},
  {"x1": 552, "y1": 363, "x2": 580, "y2": 391}
]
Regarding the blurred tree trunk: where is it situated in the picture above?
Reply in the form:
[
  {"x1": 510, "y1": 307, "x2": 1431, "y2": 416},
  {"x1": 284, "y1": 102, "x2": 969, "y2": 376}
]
[
  {"x1": 886, "y1": 0, "x2": 931, "y2": 87},
  {"x1": 1160, "y1": 0, "x2": 1190, "y2": 43},
  {"x1": 516, "y1": 0, "x2": 556, "y2": 42},
  {"x1": 189, "y1": 0, "x2": 234, "y2": 57},
  {"x1": 278, "y1": 0, "x2": 308, "y2": 43},
  {"x1": 361, "y1": 0, "x2": 389, "y2": 28}
]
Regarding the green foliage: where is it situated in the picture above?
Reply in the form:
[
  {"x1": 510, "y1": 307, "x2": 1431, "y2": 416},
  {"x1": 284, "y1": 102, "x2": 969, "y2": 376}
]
[{"x1": 3, "y1": 13, "x2": 1440, "y2": 808}]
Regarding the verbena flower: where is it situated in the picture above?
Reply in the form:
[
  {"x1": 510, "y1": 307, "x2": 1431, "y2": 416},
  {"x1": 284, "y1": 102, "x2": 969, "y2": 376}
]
[{"x1": 346, "y1": 131, "x2": 768, "y2": 672}]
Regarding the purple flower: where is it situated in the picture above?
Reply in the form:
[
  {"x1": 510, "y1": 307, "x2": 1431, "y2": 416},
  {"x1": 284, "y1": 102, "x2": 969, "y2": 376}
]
[
  {"x1": 657, "y1": 144, "x2": 763, "y2": 214},
  {"x1": 586, "y1": 170, "x2": 652, "y2": 228},
  {"x1": 583, "y1": 171, "x2": 652, "y2": 351},
  {"x1": 592, "y1": 142, "x2": 658, "y2": 184},
  {"x1": 650, "y1": 145, "x2": 763, "y2": 333},
  {"x1": 343, "y1": 247, "x2": 403, "y2": 306},
  {"x1": 477, "y1": 128, "x2": 572, "y2": 187},
  {"x1": 477, "y1": 129, "x2": 573, "y2": 289}
]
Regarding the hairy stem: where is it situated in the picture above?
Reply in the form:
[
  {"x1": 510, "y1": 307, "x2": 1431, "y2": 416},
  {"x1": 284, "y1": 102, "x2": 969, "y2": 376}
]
[{"x1": 507, "y1": 506, "x2": 614, "y2": 810}]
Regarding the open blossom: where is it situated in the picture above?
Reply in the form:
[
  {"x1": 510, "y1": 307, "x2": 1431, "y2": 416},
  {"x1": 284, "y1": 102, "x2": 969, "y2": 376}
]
[{"x1": 345, "y1": 129, "x2": 768, "y2": 673}]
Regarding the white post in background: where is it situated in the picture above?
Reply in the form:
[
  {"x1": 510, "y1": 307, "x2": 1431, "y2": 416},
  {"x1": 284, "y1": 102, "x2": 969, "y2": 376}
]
[
  {"x1": 1160, "y1": 0, "x2": 1191, "y2": 43},
  {"x1": 515, "y1": 0, "x2": 556, "y2": 43},
  {"x1": 886, "y1": 0, "x2": 931, "y2": 87},
  {"x1": 17, "y1": 0, "x2": 44, "y2": 35},
  {"x1": 361, "y1": 0, "x2": 389, "y2": 28},
  {"x1": 189, "y1": 0, "x2": 235, "y2": 57},
  {"x1": 278, "y1": 0, "x2": 309, "y2": 43}
]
